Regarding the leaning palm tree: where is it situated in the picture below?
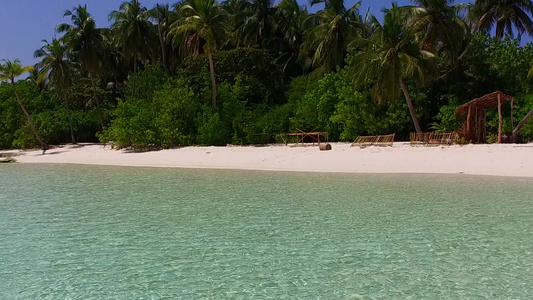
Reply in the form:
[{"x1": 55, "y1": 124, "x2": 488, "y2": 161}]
[
  {"x1": 349, "y1": 4, "x2": 437, "y2": 135},
  {"x1": 302, "y1": 0, "x2": 362, "y2": 73},
  {"x1": 34, "y1": 39, "x2": 77, "y2": 144},
  {"x1": 469, "y1": 0, "x2": 533, "y2": 40},
  {"x1": 109, "y1": 0, "x2": 154, "y2": 99},
  {"x1": 0, "y1": 59, "x2": 47, "y2": 150},
  {"x1": 57, "y1": 5, "x2": 106, "y2": 129},
  {"x1": 511, "y1": 65, "x2": 533, "y2": 139},
  {"x1": 171, "y1": 0, "x2": 229, "y2": 111}
]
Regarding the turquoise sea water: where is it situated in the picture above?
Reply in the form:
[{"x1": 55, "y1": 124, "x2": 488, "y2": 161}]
[{"x1": 1, "y1": 164, "x2": 533, "y2": 299}]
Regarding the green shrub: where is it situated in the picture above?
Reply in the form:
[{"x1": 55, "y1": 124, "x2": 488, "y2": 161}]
[
  {"x1": 286, "y1": 75, "x2": 321, "y2": 105},
  {"x1": 197, "y1": 111, "x2": 226, "y2": 146},
  {"x1": 291, "y1": 73, "x2": 410, "y2": 141},
  {"x1": 291, "y1": 73, "x2": 345, "y2": 138},
  {"x1": 124, "y1": 65, "x2": 168, "y2": 101},
  {"x1": 100, "y1": 78, "x2": 201, "y2": 148},
  {"x1": 255, "y1": 103, "x2": 293, "y2": 136},
  {"x1": 429, "y1": 101, "x2": 463, "y2": 132},
  {"x1": 332, "y1": 89, "x2": 410, "y2": 141},
  {"x1": 217, "y1": 79, "x2": 251, "y2": 144}
]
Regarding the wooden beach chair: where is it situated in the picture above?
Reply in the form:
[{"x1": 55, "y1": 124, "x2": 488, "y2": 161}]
[
  {"x1": 352, "y1": 134, "x2": 395, "y2": 147},
  {"x1": 410, "y1": 132, "x2": 457, "y2": 146}
]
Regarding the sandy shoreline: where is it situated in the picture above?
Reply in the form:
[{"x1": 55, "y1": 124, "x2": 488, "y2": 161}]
[{"x1": 2, "y1": 142, "x2": 533, "y2": 177}]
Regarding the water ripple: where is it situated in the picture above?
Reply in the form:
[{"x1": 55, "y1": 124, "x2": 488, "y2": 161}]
[{"x1": 1, "y1": 165, "x2": 533, "y2": 299}]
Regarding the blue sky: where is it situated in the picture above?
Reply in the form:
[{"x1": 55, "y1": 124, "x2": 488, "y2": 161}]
[{"x1": 1, "y1": 0, "x2": 478, "y2": 67}]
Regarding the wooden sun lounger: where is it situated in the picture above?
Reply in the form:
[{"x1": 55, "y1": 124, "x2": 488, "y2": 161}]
[
  {"x1": 352, "y1": 134, "x2": 395, "y2": 147},
  {"x1": 410, "y1": 132, "x2": 457, "y2": 146}
]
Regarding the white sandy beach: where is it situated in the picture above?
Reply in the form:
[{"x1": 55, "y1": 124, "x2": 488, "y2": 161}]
[{"x1": 2, "y1": 142, "x2": 533, "y2": 177}]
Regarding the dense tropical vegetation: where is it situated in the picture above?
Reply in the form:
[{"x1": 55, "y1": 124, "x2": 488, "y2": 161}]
[{"x1": 3, "y1": 0, "x2": 533, "y2": 149}]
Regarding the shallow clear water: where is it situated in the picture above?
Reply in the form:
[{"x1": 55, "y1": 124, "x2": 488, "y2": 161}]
[{"x1": 1, "y1": 164, "x2": 533, "y2": 299}]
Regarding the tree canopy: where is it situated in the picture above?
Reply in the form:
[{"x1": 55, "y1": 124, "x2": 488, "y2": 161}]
[{"x1": 2, "y1": 0, "x2": 533, "y2": 149}]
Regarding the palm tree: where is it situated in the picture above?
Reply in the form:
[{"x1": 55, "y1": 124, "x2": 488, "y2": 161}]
[
  {"x1": 469, "y1": 0, "x2": 533, "y2": 40},
  {"x1": 34, "y1": 39, "x2": 77, "y2": 144},
  {"x1": 26, "y1": 66, "x2": 48, "y2": 91},
  {"x1": 57, "y1": 5, "x2": 106, "y2": 129},
  {"x1": 146, "y1": 4, "x2": 179, "y2": 74},
  {"x1": 240, "y1": 0, "x2": 277, "y2": 47},
  {"x1": 0, "y1": 59, "x2": 47, "y2": 151},
  {"x1": 512, "y1": 65, "x2": 533, "y2": 139},
  {"x1": 404, "y1": 0, "x2": 470, "y2": 62},
  {"x1": 512, "y1": 105, "x2": 533, "y2": 139},
  {"x1": 109, "y1": 0, "x2": 154, "y2": 99},
  {"x1": 101, "y1": 34, "x2": 128, "y2": 101},
  {"x1": 221, "y1": 0, "x2": 251, "y2": 47},
  {"x1": 171, "y1": 0, "x2": 229, "y2": 111},
  {"x1": 272, "y1": 0, "x2": 311, "y2": 74},
  {"x1": 349, "y1": 4, "x2": 437, "y2": 135},
  {"x1": 302, "y1": 0, "x2": 362, "y2": 73}
]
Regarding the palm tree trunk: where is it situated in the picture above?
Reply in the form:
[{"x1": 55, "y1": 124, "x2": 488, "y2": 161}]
[
  {"x1": 156, "y1": 4, "x2": 169, "y2": 75},
  {"x1": 91, "y1": 75, "x2": 105, "y2": 130},
  {"x1": 512, "y1": 107, "x2": 533, "y2": 140},
  {"x1": 61, "y1": 88, "x2": 76, "y2": 144},
  {"x1": 207, "y1": 52, "x2": 217, "y2": 111},
  {"x1": 10, "y1": 80, "x2": 47, "y2": 151},
  {"x1": 114, "y1": 74, "x2": 126, "y2": 100},
  {"x1": 399, "y1": 79, "x2": 423, "y2": 135},
  {"x1": 132, "y1": 53, "x2": 138, "y2": 100}
]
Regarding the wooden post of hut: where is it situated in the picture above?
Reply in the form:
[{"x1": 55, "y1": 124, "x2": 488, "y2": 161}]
[
  {"x1": 455, "y1": 91, "x2": 513, "y2": 143},
  {"x1": 466, "y1": 106, "x2": 472, "y2": 141},
  {"x1": 498, "y1": 93, "x2": 502, "y2": 143}
]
